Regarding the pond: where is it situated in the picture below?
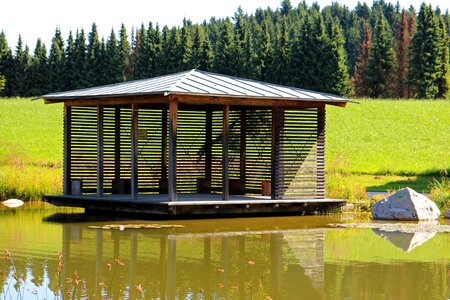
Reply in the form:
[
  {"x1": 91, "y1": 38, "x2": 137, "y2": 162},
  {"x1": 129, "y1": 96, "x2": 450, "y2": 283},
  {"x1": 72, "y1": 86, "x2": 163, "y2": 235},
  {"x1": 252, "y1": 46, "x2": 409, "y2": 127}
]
[{"x1": 1, "y1": 206, "x2": 450, "y2": 299}]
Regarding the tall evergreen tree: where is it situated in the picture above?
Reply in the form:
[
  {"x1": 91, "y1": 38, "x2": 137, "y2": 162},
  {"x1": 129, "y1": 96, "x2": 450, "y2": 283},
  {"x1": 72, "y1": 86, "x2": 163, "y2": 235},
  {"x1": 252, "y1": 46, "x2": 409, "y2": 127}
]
[
  {"x1": 118, "y1": 24, "x2": 131, "y2": 81},
  {"x1": 192, "y1": 25, "x2": 213, "y2": 71},
  {"x1": 391, "y1": 9, "x2": 413, "y2": 98},
  {"x1": 0, "y1": 31, "x2": 14, "y2": 96},
  {"x1": 180, "y1": 19, "x2": 193, "y2": 70},
  {"x1": 29, "y1": 39, "x2": 49, "y2": 96},
  {"x1": 105, "y1": 29, "x2": 122, "y2": 84},
  {"x1": 366, "y1": 14, "x2": 396, "y2": 97},
  {"x1": 87, "y1": 23, "x2": 102, "y2": 86},
  {"x1": 64, "y1": 31, "x2": 76, "y2": 90},
  {"x1": 213, "y1": 18, "x2": 235, "y2": 75},
  {"x1": 256, "y1": 18, "x2": 274, "y2": 81},
  {"x1": 436, "y1": 14, "x2": 450, "y2": 98},
  {"x1": 72, "y1": 29, "x2": 88, "y2": 89},
  {"x1": 48, "y1": 28, "x2": 66, "y2": 92},
  {"x1": 11, "y1": 36, "x2": 30, "y2": 96},
  {"x1": 408, "y1": 4, "x2": 446, "y2": 98},
  {"x1": 271, "y1": 16, "x2": 291, "y2": 84},
  {"x1": 353, "y1": 23, "x2": 371, "y2": 97},
  {"x1": 323, "y1": 18, "x2": 352, "y2": 95}
]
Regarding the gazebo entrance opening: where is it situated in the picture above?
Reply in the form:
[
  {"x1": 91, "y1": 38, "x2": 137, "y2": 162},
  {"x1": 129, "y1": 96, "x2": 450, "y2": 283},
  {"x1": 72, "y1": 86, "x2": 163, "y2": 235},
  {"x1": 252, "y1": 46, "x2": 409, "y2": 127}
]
[{"x1": 65, "y1": 104, "x2": 324, "y2": 201}]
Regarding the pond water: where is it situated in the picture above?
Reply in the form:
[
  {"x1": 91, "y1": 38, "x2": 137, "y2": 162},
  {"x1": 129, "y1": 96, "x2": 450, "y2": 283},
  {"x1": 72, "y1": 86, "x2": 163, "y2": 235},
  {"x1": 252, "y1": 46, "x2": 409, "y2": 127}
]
[{"x1": 1, "y1": 206, "x2": 450, "y2": 300}]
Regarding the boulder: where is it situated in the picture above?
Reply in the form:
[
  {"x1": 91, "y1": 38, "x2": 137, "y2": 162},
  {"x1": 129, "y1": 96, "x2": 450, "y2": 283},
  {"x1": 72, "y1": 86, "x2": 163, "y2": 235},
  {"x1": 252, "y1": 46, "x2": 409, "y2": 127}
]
[
  {"x1": 372, "y1": 187, "x2": 440, "y2": 220},
  {"x1": 445, "y1": 209, "x2": 450, "y2": 219}
]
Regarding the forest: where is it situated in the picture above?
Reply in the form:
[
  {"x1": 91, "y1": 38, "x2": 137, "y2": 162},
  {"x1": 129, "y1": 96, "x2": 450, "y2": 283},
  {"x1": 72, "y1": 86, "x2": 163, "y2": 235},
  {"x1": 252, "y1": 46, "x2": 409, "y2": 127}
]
[{"x1": 0, "y1": 0, "x2": 449, "y2": 99}]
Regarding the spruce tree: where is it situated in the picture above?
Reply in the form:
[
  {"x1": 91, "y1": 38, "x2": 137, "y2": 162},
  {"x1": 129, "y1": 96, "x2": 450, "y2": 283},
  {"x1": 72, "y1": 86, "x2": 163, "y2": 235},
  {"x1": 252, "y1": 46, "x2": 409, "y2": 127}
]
[
  {"x1": 0, "y1": 31, "x2": 14, "y2": 96},
  {"x1": 437, "y1": 15, "x2": 450, "y2": 98},
  {"x1": 322, "y1": 18, "x2": 351, "y2": 96},
  {"x1": 192, "y1": 25, "x2": 213, "y2": 71},
  {"x1": 408, "y1": 4, "x2": 444, "y2": 98},
  {"x1": 272, "y1": 16, "x2": 290, "y2": 84},
  {"x1": 105, "y1": 29, "x2": 122, "y2": 84},
  {"x1": 64, "y1": 31, "x2": 76, "y2": 90},
  {"x1": 213, "y1": 18, "x2": 235, "y2": 75},
  {"x1": 256, "y1": 18, "x2": 273, "y2": 81},
  {"x1": 366, "y1": 14, "x2": 396, "y2": 97},
  {"x1": 29, "y1": 39, "x2": 49, "y2": 96},
  {"x1": 12, "y1": 36, "x2": 30, "y2": 96},
  {"x1": 353, "y1": 23, "x2": 371, "y2": 97},
  {"x1": 72, "y1": 29, "x2": 88, "y2": 89},
  {"x1": 181, "y1": 19, "x2": 193, "y2": 70},
  {"x1": 87, "y1": 23, "x2": 102, "y2": 87},
  {"x1": 118, "y1": 24, "x2": 131, "y2": 81}
]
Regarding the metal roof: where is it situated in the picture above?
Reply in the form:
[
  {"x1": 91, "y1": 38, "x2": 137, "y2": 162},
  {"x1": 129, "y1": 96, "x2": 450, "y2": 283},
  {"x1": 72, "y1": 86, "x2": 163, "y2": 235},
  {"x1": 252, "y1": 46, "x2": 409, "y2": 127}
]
[{"x1": 42, "y1": 69, "x2": 348, "y2": 105}]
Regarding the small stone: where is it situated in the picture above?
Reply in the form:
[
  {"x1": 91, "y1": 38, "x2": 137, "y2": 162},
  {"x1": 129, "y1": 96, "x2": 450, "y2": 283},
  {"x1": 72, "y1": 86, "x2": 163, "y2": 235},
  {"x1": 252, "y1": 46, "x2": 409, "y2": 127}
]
[
  {"x1": 371, "y1": 187, "x2": 440, "y2": 221},
  {"x1": 445, "y1": 209, "x2": 450, "y2": 219}
]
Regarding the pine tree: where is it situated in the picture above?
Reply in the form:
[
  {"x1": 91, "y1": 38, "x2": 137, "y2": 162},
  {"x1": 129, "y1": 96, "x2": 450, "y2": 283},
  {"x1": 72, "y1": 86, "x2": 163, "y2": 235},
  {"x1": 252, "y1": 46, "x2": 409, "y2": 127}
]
[
  {"x1": 322, "y1": 18, "x2": 352, "y2": 96},
  {"x1": 29, "y1": 39, "x2": 49, "y2": 96},
  {"x1": 72, "y1": 29, "x2": 88, "y2": 89},
  {"x1": 280, "y1": 0, "x2": 293, "y2": 17},
  {"x1": 272, "y1": 16, "x2": 290, "y2": 84},
  {"x1": 437, "y1": 14, "x2": 450, "y2": 98},
  {"x1": 180, "y1": 19, "x2": 193, "y2": 70},
  {"x1": 105, "y1": 29, "x2": 122, "y2": 84},
  {"x1": 134, "y1": 24, "x2": 150, "y2": 79},
  {"x1": 64, "y1": 31, "x2": 76, "y2": 90},
  {"x1": 256, "y1": 18, "x2": 273, "y2": 81},
  {"x1": 366, "y1": 14, "x2": 396, "y2": 97},
  {"x1": 87, "y1": 23, "x2": 102, "y2": 87},
  {"x1": 213, "y1": 18, "x2": 235, "y2": 75},
  {"x1": 192, "y1": 25, "x2": 213, "y2": 71},
  {"x1": 391, "y1": 9, "x2": 413, "y2": 98},
  {"x1": 353, "y1": 23, "x2": 371, "y2": 97},
  {"x1": 0, "y1": 31, "x2": 14, "y2": 96},
  {"x1": 408, "y1": 4, "x2": 444, "y2": 98},
  {"x1": 118, "y1": 24, "x2": 131, "y2": 81}
]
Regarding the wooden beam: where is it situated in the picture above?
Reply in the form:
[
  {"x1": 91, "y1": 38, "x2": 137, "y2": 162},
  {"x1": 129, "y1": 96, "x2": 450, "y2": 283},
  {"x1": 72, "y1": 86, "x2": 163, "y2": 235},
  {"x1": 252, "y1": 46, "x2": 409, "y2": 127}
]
[
  {"x1": 114, "y1": 107, "x2": 121, "y2": 180},
  {"x1": 240, "y1": 109, "x2": 247, "y2": 186},
  {"x1": 168, "y1": 100, "x2": 178, "y2": 201},
  {"x1": 97, "y1": 106, "x2": 104, "y2": 197},
  {"x1": 131, "y1": 104, "x2": 139, "y2": 199},
  {"x1": 205, "y1": 108, "x2": 213, "y2": 192},
  {"x1": 222, "y1": 104, "x2": 230, "y2": 200},
  {"x1": 271, "y1": 107, "x2": 284, "y2": 200},
  {"x1": 63, "y1": 105, "x2": 72, "y2": 195}
]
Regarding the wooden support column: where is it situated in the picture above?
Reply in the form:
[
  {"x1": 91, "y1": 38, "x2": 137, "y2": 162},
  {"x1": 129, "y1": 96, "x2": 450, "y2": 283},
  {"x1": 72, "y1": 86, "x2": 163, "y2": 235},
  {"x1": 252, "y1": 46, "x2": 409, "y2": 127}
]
[
  {"x1": 63, "y1": 105, "x2": 72, "y2": 195},
  {"x1": 168, "y1": 100, "x2": 178, "y2": 201},
  {"x1": 97, "y1": 105, "x2": 104, "y2": 197},
  {"x1": 240, "y1": 109, "x2": 247, "y2": 190},
  {"x1": 114, "y1": 107, "x2": 121, "y2": 180},
  {"x1": 222, "y1": 104, "x2": 230, "y2": 200},
  {"x1": 161, "y1": 108, "x2": 168, "y2": 182},
  {"x1": 317, "y1": 106, "x2": 326, "y2": 199},
  {"x1": 131, "y1": 104, "x2": 139, "y2": 199},
  {"x1": 271, "y1": 107, "x2": 284, "y2": 200},
  {"x1": 205, "y1": 108, "x2": 213, "y2": 192}
]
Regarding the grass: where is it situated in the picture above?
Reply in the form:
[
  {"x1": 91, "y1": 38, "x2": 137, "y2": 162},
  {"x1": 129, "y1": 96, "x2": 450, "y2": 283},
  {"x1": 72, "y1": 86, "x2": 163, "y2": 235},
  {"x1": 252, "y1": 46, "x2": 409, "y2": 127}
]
[{"x1": 0, "y1": 98, "x2": 448, "y2": 203}]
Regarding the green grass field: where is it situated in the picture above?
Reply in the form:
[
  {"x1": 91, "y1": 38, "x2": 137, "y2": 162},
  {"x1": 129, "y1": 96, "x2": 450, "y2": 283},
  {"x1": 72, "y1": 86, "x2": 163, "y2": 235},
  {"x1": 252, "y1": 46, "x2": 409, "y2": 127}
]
[{"x1": 0, "y1": 98, "x2": 448, "y2": 201}]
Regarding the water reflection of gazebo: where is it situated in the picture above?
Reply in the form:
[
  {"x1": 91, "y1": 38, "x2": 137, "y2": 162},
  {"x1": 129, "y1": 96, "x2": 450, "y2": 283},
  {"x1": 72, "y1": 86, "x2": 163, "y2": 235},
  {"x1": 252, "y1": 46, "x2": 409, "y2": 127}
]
[
  {"x1": 42, "y1": 70, "x2": 348, "y2": 216},
  {"x1": 60, "y1": 221, "x2": 325, "y2": 299}
]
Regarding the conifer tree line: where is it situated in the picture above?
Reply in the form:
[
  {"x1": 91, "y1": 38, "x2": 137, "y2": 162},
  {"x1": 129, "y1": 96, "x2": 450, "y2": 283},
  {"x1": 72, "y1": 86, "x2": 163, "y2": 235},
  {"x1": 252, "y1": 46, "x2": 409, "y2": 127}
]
[{"x1": 1, "y1": 0, "x2": 449, "y2": 98}]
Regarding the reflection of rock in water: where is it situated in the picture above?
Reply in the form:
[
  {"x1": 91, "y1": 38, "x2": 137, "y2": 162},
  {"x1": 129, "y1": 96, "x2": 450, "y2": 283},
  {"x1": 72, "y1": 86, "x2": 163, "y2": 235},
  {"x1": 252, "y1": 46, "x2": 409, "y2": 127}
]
[
  {"x1": 372, "y1": 228, "x2": 436, "y2": 252},
  {"x1": 283, "y1": 229, "x2": 325, "y2": 294}
]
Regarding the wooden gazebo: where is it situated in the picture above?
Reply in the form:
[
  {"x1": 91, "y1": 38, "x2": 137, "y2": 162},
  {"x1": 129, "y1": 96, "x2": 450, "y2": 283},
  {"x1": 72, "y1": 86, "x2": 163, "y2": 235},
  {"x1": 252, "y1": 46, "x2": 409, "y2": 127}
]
[{"x1": 42, "y1": 69, "x2": 348, "y2": 216}]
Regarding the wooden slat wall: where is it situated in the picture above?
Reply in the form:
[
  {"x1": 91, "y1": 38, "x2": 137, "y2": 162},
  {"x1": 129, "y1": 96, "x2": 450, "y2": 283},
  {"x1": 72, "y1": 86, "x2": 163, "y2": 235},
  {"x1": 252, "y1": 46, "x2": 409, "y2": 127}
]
[
  {"x1": 276, "y1": 108, "x2": 325, "y2": 199},
  {"x1": 70, "y1": 106, "x2": 98, "y2": 193},
  {"x1": 176, "y1": 110, "x2": 206, "y2": 193}
]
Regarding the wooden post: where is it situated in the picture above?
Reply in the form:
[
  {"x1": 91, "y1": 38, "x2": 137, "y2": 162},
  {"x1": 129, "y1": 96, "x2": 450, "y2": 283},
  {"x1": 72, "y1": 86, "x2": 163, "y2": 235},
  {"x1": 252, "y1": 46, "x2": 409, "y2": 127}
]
[
  {"x1": 97, "y1": 105, "x2": 104, "y2": 197},
  {"x1": 317, "y1": 106, "x2": 326, "y2": 199},
  {"x1": 205, "y1": 108, "x2": 213, "y2": 192},
  {"x1": 114, "y1": 107, "x2": 121, "y2": 180},
  {"x1": 131, "y1": 104, "x2": 139, "y2": 199},
  {"x1": 161, "y1": 108, "x2": 168, "y2": 182},
  {"x1": 240, "y1": 109, "x2": 247, "y2": 190},
  {"x1": 168, "y1": 100, "x2": 178, "y2": 201},
  {"x1": 63, "y1": 105, "x2": 72, "y2": 195},
  {"x1": 271, "y1": 107, "x2": 284, "y2": 200},
  {"x1": 222, "y1": 104, "x2": 230, "y2": 200}
]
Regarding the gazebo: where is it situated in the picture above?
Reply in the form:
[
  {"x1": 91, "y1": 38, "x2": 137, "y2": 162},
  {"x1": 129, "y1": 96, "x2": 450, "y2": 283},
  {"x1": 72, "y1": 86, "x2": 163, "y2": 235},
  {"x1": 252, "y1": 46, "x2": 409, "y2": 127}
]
[{"x1": 42, "y1": 69, "x2": 348, "y2": 216}]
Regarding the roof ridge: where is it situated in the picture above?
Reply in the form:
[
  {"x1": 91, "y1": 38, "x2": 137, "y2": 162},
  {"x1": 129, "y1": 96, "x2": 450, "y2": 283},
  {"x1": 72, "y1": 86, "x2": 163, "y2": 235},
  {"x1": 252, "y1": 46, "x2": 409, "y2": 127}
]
[{"x1": 165, "y1": 69, "x2": 196, "y2": 95}]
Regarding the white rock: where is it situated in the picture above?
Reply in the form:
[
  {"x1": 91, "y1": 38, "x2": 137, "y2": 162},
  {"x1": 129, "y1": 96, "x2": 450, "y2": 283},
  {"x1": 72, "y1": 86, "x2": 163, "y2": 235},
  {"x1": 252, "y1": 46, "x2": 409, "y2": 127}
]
[
  {"x1": 2, "y1": 199, "x2": 24, "y2": 208},
  {"x1": 445, "y1": 209, "x2": 450, "y2": 218},
  {"x1": 371, "y1": 187, "x2": 440, "y2": 221}
]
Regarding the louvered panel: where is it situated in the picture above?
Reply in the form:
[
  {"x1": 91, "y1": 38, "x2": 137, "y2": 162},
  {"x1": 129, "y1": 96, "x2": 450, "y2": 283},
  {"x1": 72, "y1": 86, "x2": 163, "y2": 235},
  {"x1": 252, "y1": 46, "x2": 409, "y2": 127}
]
[
  {"x1": 275, "y1": 108, "x2": 325, "y2": 199},
  {"x1": 70, "y1": 106, "x2": 98, "y2": 194}
]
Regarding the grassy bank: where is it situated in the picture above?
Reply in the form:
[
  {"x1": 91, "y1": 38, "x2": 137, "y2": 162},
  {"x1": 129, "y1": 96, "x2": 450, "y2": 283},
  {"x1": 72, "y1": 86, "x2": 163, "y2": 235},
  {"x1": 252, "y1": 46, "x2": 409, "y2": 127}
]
[{"x1": 0, "y1": 98, "x2": 448, "y2": 203}]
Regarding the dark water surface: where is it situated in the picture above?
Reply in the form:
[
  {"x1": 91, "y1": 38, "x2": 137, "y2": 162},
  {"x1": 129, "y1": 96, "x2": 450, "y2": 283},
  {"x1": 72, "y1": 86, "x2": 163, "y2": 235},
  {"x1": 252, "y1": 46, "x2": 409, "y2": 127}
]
[{"x1": 1, "y1": 206, "x2": 450, "y2": 299}]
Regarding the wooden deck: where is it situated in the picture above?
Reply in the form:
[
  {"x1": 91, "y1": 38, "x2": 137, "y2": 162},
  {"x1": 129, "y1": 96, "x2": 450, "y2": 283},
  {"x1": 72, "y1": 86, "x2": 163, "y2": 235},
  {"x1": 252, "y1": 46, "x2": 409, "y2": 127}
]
[{"x1": 43, "y1": 193, "x2": 345, "y2": 218}]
